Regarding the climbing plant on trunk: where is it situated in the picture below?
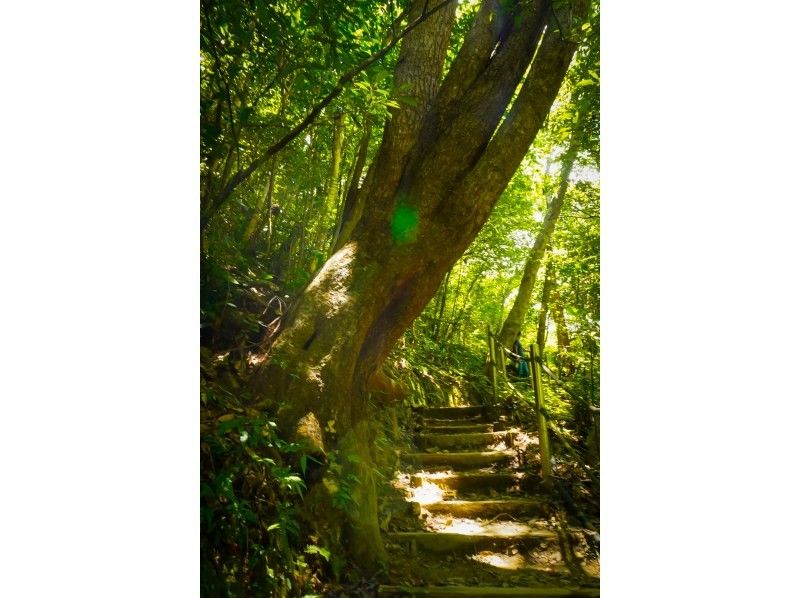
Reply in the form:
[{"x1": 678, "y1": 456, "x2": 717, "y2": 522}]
[{"x1": 249, "y1": 0, "x2": 590, "y2": 572}]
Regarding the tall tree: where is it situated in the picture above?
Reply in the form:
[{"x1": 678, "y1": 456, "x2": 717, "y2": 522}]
[
  {"x1": 249, "y1": 0, "x2": 589, "y2": 571},
  {"x1": 536, "y1": 254, "x2": 555, "y2": 355},
  {"x1": 498, "y1": 142, "x2": 577, "y2": 349}
]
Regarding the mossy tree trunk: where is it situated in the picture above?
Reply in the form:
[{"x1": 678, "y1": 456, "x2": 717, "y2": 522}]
[{"x1": 249, "y1": 0, "x2": 587, "y2": 572}]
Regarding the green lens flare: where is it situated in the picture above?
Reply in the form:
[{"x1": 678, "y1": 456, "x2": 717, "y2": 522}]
[{"x1": 390, "y1": 205, "x2": 419, "y2": 244}]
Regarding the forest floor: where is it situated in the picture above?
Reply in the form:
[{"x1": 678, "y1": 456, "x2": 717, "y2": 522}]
[{"x1": 373, "y1": 405, "x2": 600, "y2": 597}]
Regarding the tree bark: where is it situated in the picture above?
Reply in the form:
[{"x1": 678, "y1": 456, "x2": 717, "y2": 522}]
[{"x1": 249, "y1": 0, "x2": 587, "y2": 572}]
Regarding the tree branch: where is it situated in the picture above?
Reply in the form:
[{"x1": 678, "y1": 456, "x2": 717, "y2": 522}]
[{"x1": 201, "y1": 0, "x2": 458, "y2": 231}]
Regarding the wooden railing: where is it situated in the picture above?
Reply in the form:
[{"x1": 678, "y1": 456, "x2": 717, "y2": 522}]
[
  {"x1": 529, "y1": 342, "x2": 553, "y2": 485},
  {"x1": 486, "y1": 327, "x2": 553, "y2": 486},
  {"x1": 486, "y1": 327, "x2": 600, "y2": 488}
]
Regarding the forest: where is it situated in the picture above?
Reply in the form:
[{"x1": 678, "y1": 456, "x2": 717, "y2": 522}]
[{"x1": 200, "y1": 0, "x2": 600, "y2": 595}]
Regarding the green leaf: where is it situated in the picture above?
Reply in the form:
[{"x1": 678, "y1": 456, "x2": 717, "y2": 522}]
[{"x1": 305, "y1": 545, "x2": 331, "y2": 561}]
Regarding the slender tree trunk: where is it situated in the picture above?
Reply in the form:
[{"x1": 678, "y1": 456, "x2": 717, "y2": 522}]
[
  {"x1": 242, "y1": 84, "x2": 290, "y2": 250},
  {"x1": 324, "y1": 111, "x2": 346, "y2": 223},
  {"x1": 249, "y1": 0, "x2": 587, "y2": 572},
  {"x1": 550, "y1": 286, "x2": 575, "y2": 376},
  {"x1": 242, "y1": 155, "x2": 279, "y2": 249},
  {"x1": 309, "y1": 112, "x2": 346, "y2": 267},
  {"x1": 498, "y1": 139, "x2": 579, "y2": 349},
  {"x1": 432, "y1": 268, "x2": 451, "y2": 340},
  {"x1": 536, "y1": 255, "x2": 554, "y2": 356},
  {"x1": 331, "y1": 115, "x2": 373, "y2": 254},
  {"x1": 443, "y1": 270, "x2": 481, "y2": 342}
]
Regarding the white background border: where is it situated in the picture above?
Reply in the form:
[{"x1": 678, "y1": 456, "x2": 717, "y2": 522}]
[{"x1": 1, "y1": 1, "x2": 798, "y2": 595}]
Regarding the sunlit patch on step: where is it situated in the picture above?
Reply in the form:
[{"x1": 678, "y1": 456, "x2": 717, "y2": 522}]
[
  {"x1": 407, "y1": 481, "x2": 445, "y2": 505},
  {"x1": 426, "y1": 516, "x2": 539, "y2": 537},
  {"x1": 513, "y1": 429, "x2": 539, "y2": 449},
  {"x1": 470, "y1": 551, "x2": 526, "y2": 570}
]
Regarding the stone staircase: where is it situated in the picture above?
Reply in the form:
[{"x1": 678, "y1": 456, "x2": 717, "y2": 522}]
[{"x1": 379, "y1": 404, "x2": 600, "y2": 597}]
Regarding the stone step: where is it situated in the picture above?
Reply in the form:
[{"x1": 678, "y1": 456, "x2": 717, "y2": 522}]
[
  {"x1": 422, "y1": 423, "x2": 495, "y2": 434},
  {"x1": 421, "y1": 406, "x2": 487, "y2": 419},
  {"x1": 387, "y1": 529, "x2": 559, "y2": 553},
  {"x1": 403, "y1": 450, "x2": 515, "y2": 469},
  {"x1": 420, "y1": 499, "x2": 552, "y2": 518},
  {"x1": 410, "y1": 472, "x2": 531, "y2": 493},
  {"x1": 378, "y1": 586, "x2": 600, "y2": 597},
  {"x1": 417, "y1": 431, "x2": 511, "y2": 450},
  {"x1": 422, "y1": 416, "x2": 490, "y2": 426}
]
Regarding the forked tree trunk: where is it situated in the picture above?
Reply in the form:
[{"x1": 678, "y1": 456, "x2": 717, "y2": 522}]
[{"x1": 249, "y1": 0, "x2": 587, "y2": 572}]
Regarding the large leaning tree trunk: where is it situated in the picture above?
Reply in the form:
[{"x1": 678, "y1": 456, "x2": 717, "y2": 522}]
[{"x1": 249, "y1": 0, "x2": 588, "y2": 572}]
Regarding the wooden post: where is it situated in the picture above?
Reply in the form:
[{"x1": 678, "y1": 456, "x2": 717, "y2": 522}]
[
  {"x1": 487, "y1": 326, "x2": 497, "y2": 404},
  {"x1": 530, "y1": 344, "x2": 552, "y2": 486},
  {"x1": 497, "y1": 339, "x2": 508, "y2": 383}
]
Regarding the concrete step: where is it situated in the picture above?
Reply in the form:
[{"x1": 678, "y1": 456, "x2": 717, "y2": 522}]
[
  {"x1": 378, "y1": 586, "x2": 600, "y2": 597},
  {"x1": 417, "y1": 431, "x2": 511, "y2": 450},
  {"x1": 423, "y1": 423, "x2": 495, "y2": 434},
  {"x1": 420, "y1": 499, "x2": 552, "y2": 518},
  {"x1": 387, "y1": 529, "x2": 559, "y2": 553},
  {"x1": 403, "y1": 450, "x2": 515, "y2": 469}
]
